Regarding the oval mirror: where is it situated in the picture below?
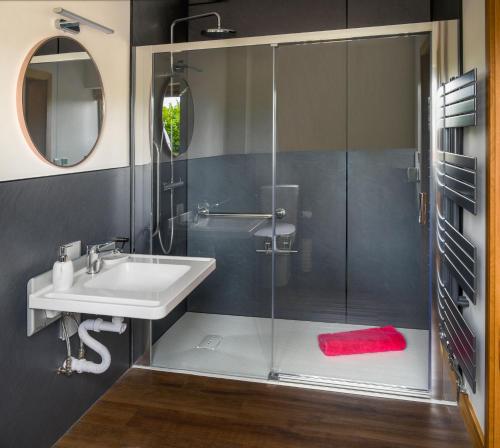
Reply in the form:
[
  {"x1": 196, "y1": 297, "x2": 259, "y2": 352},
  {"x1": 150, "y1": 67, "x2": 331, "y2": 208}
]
[
  {"x1": 157, "y1": 75, "x2": 194, "y2": 157},
  {"x1": 19, "y1": 37, "x2": 104, "y2": 167}
]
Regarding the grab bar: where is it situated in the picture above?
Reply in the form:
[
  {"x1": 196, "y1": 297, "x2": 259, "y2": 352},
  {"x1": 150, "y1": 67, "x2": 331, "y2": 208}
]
[
  {"x1": 198, "y1": 208, "x2": 286, "y2": 220},
  {"x1": 200, "y1": 212, "x2": 272, "y2": 219},
  {"x1": 256, "y1": 249, "x2": 298, "y2": 254}
]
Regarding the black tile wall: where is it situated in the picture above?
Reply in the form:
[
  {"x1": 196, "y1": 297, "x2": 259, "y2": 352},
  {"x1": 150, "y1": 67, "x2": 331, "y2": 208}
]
[
  {"x1": 0, "y1": 167, "x2": 130, "y2": 448},
  {"x1": 188, "y1": 0, "x2": 347, "y2": 40},
  {"x1": 347, "y1": 0, "x2": 431, "y2": 28},
  {"x1": 132, "y1": 0, "x2": 187, "y2": 46},
  {"x1": 431, "y1": 0, "x2": 462, "y2": 21},
  {"x1": 131, "y1": 0, "x2": 461, "y2": 46},
  {"x1": 186, "y1": 0, "x2": 459, "y2": 42}
]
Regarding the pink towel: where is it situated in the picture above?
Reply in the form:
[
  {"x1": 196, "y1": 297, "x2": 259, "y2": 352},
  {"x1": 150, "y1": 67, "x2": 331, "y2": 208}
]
[{"x1": 318, "y1": 326, "x2": 407, "y2": 356}]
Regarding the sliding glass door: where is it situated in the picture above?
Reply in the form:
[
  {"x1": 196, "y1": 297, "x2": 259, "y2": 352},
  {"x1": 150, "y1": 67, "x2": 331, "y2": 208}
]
[
  {"x1": 145, "y1": 33, "x2": 432, "y2": 393},
  {"x1": 272, "y1": 34, "x2": 431, "y2": 393},
  {"x1": 150, "y1": 45, "x2": 276, "y2": 379}
]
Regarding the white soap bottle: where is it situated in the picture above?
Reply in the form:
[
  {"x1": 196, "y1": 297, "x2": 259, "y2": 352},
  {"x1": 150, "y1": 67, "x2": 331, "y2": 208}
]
[{"x1": 52, "y1": 245, "x2": 74, "y2": 291}]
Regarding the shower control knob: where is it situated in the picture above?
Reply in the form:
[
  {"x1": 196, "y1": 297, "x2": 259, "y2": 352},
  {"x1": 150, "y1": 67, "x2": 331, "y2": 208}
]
[{"x1": 275, "y1": 208, "x2": 286, "y2": 219}]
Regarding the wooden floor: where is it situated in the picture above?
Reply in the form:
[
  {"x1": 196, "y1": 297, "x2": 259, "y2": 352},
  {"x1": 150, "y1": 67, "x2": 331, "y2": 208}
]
[{"x1": 56, "y1": 369, "x2": 472, "y2": 448}]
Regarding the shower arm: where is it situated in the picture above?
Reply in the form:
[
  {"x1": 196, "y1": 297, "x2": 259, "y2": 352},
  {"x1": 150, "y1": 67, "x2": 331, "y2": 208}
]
[{"x1": 170, "y1": 12, "x2": 222, "y2": 45}]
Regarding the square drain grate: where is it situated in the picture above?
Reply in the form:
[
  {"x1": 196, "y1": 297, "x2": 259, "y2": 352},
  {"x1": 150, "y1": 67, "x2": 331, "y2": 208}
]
[{"x1": 195, "y1": 335, "x2": 222, "y2": 350}]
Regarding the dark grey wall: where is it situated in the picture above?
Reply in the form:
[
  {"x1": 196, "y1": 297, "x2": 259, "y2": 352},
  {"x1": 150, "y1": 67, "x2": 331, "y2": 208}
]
[
  {"x1": 184, "y1": 149, "x2": 428, "y2": 329},
  {"x1": 347, "y1": 149, "x2": 427, "y2": 328},
  {"x1": 0, "y1": 168, "x2": 130, "y2": 448},
  {"x1": 150, "y1": 160, "x2": 188, "y2": 345},
  {"x1": 185, "y1": 152, "x2": 347, "y2": 323}
]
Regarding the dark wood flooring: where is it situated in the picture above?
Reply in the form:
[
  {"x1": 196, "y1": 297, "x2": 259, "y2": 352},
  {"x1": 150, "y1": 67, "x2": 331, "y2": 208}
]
[{"x1": 56, "y1": 369, "x2": 472, "y2": 448}]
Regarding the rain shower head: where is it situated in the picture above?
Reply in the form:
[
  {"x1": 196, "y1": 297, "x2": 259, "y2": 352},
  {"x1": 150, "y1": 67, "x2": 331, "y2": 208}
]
[
  {"x1": 170, "y1": 12, "x2": 236, "y2": 44},
  {"x1": 201, "y1": 27, "x2": 236, "y2": 38}
]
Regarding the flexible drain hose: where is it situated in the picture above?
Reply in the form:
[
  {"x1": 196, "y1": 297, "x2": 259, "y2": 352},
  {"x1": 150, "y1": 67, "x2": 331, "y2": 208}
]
[{"x1": 69, "y1": 317, "x2": 126, "y2": 375}]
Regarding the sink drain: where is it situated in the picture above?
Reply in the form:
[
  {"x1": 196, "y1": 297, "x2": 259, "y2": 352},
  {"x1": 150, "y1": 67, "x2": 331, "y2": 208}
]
[{"x1": 195, "y1": 335, "x2": 222, "y2": 350}]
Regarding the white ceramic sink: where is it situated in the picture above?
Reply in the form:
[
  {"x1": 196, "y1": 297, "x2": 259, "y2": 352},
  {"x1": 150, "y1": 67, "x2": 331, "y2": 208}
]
[
  {"x1": 84, "y1": 262, "x2": 191, "y2": 293},
  {"x1": 28, "y1": 255, "x2": 215, "y2": 319}
]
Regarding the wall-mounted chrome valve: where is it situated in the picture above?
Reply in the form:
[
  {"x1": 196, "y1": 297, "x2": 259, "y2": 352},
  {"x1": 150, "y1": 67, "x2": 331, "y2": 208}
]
[{"x1": 275, "y1": 208, "x2": 286, "y2": 219}]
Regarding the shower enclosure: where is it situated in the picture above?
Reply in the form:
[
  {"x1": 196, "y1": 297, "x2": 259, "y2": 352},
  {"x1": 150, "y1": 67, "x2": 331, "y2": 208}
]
[{"x1": 132, "y1": 22, "x2": 438, "y2": 397}]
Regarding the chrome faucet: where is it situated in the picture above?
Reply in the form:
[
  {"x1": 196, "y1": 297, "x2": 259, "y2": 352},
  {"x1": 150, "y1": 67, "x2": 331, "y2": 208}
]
[{"x1": 86, "y1": 241, "x2": 118, "y2": 274}]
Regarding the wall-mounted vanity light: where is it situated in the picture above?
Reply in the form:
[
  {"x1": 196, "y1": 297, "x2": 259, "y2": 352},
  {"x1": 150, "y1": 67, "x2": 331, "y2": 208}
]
[{"x1": 54, "y1": 8, "x2": 114, "y2": 35}]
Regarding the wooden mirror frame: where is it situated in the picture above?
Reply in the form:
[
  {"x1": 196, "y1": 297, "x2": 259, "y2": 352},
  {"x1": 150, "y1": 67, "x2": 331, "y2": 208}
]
[{"x1": 16, "y1": 36, "x2": 105, "y2": 168}]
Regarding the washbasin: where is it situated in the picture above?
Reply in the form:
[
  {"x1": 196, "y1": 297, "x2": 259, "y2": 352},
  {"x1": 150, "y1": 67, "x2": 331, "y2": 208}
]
[
  {"x1": 84, "y1": 262, "x2": 191, "y2": 293},
  {"x1": 28, "y1": 254, "x2": 215, "y2": 320}
]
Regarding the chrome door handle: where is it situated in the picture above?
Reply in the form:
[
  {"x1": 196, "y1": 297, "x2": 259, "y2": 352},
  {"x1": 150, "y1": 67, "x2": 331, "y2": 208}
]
[{"x1": 419, "y1": 192, "x2": 428, "y2": 225}]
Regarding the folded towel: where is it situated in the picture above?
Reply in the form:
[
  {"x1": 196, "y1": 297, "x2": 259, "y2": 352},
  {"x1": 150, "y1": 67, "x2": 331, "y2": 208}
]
[{"x1": 318, "y1": 326, "x2": 406, "y2": 356}]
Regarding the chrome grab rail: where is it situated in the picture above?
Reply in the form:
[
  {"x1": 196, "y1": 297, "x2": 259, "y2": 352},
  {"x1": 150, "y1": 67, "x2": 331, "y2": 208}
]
[
  {"x1": 199, "y1": 212, "x2": 272, "y2": 219},
  {"x1": 256, "y1": 249, "x2": 298, "y2": 254},
  {"x1": 197, "y1": 207, "x2": 286, "y2": 220}
]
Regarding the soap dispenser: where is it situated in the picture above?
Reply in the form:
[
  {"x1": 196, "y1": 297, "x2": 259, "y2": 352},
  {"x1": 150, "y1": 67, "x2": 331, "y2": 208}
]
[{"x1": 52, "y1": 245, "x2": 74, "y2": 291}]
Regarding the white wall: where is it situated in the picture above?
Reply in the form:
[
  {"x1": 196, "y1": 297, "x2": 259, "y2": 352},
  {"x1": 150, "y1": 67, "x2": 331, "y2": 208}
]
[
  {"x1": 0, "y1": 1, "x2": 130, "y2": 181},
  {"x1": 462, "y1": 0, "x2": 487, "y2": 431}
]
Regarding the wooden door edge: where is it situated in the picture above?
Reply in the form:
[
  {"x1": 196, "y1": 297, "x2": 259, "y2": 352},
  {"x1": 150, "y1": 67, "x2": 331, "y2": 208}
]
[
  {"x1": 486, "y1": 0, "x2": 500, "y2": 446},
  {"x1": 460, "y1": 392, "x2": 486, "y2": 448}
]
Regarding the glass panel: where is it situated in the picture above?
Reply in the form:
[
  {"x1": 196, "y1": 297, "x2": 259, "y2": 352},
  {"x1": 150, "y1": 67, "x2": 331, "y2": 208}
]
[
  {"x1": 346, "y1": 35, "x2": 431, "y2": 329},
  {"x1": 273, "y1": 35, "x2": 431, "y2": 392},
  {"x1": 272, "y1": 40, "x2": 348, "y2": 374},
  {"x1": 149, "y1": 46, "x2": 274, "y2": 379}
]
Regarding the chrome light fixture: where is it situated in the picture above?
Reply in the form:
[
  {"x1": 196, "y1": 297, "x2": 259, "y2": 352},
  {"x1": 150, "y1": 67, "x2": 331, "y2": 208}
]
[
  {"x1": 55, "y1": 19, "x2": 80, "y2": 35},
  {"x1": 54, "y1": 8, "x2": 114, "y2": 35}
]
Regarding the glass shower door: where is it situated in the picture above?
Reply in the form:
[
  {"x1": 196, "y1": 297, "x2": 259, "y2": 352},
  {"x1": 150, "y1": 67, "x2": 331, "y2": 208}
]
[
  {"x1": 150, "y1": 45, "x2": 276, "y2": 379},
  {"x1": 272, "y1": 34, "x2": 431, "y2": 394},
  {"x1": 271, "y1": 39, "x2": 349, "y2": 380}
]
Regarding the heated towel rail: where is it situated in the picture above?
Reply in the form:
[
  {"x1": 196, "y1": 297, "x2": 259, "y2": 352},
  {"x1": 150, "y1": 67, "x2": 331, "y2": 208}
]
[{"x1": 436, "y1": 69, "x2": 478, "y2": 392}]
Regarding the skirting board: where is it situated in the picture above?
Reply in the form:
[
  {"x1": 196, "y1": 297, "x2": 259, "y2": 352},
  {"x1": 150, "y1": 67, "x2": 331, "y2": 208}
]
[{"x1": 459, "y1": 392, "x2": 485, "y2": 448}]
